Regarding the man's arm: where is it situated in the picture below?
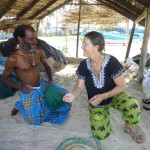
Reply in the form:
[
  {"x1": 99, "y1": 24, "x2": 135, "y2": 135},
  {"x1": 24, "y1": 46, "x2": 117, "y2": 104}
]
[
  {"x1": 38, "y1": 49, "x2": 53, "y2": 83},
  {"x1": 1, "y1": 56, "x2": 23, "y2": 90}
]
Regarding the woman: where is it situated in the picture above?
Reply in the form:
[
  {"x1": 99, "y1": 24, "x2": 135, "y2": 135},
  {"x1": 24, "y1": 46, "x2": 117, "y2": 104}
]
[{"x1": 63, "y1": 31, "x2": 145, "y2": 143}]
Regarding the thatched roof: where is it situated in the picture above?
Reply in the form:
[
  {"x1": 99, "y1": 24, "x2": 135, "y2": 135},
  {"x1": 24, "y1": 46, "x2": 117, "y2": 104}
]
[
  {"x1": 0, "y1": 0, "x2": 71, "y2": 31},
  {"x1": 0, "y1": 0, "x2": 149, "y2": 31},
  {"x1": 60, "y1": 4, "x2": 126, "y2": 26}
]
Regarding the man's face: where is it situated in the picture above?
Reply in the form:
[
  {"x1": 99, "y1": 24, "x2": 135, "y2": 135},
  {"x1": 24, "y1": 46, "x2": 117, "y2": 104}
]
[{"x1": 23, "y1": 28, "x2": 37, "y2": 52}]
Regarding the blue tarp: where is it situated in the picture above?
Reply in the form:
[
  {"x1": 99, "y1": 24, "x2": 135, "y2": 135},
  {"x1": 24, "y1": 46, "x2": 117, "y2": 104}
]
[{"x1": 80, "y1": 30, "x2": 144, "y2": 41}]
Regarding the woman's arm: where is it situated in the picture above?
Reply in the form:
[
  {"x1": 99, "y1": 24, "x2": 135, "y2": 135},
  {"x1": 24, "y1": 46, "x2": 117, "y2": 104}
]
[
  {"x1": 90, "y1": 73, "x2": 126, "y2": 106},
  {"x1": 106, "y1": 73, "x2": 126, "y2": 98},
  {"x1": 63, "y1": 79, "x2": 85, "y2": 103}
]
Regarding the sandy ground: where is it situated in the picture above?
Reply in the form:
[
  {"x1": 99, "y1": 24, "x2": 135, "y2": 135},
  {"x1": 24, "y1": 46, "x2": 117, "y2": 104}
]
[{"x1": 0, "y1": 38, "x2": 150, "y2": 150}]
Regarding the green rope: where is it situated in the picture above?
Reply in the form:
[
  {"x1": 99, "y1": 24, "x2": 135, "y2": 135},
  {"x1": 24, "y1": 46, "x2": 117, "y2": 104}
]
[
  {"x1": 55, "y1": 134, "x2": 103, "y2": 150},
  {"x1": 45, "y1": 84, "x2": 66, "y2": 110},
  {"x1": 85, "y1": 134, "x2": 103, "y2": 150},
  {"x1": 55, "y1": 137, "x2": 94, "y2": 150}
]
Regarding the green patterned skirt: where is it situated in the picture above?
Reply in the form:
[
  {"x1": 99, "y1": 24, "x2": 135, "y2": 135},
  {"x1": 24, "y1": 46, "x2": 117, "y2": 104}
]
[{"x1": 89, "y1": 92, "x2": 141, "y2": 140}]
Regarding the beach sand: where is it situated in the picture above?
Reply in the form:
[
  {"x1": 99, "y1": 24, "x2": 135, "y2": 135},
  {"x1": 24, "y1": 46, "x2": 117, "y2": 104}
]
[{"x1": 0, "y1": 39, "x2": 150, "y2": 150}]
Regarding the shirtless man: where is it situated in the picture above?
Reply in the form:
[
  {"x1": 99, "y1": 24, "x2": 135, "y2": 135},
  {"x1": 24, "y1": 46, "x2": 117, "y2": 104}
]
[
  {"x1": 1, "y1": 24, "x2": 71, "y2": 125},
  {"x1": 1, "y1": 25, "x2": 52, "y2": 92}
]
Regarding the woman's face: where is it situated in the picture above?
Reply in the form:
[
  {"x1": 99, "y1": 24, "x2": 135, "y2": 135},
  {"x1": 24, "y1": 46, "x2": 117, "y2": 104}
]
[{"x1": 81, "y1": 37, "x2": 95, "y2": 57}]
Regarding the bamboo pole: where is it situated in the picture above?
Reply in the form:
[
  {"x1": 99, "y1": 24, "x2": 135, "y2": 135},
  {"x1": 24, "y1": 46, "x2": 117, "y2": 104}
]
[
  {"x1": 126, "y1": 19, "x2": 129, "y2": 46},
  {"x1": 35, "y1": 22, "x2": 39, "y2": 36},
  {"x1": 124, "y1": 22, "x2": 136, "y2": 61},
  {"x1": 65, "y1": 17, "x2": 68, "y2": 52},
  {"x1": 76, "y1": 0, "x2": 82, "y2": 58},
  {"x1": 137, "y1": 7, "x2": 150, "y2": 83}
]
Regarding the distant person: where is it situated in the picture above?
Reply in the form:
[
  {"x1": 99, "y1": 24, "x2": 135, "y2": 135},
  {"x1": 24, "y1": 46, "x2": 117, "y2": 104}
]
[
  {"x1": 1, "y1": 24, "x2": 71, "y2": 125},
  {"x1": 63, "y1": 31, "x2": 145, "y2": 143}
]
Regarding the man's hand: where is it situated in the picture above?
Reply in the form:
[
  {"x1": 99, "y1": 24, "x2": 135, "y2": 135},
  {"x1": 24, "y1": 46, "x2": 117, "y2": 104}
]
[
  {"x1": 22, "y1": 85, "x2": 33, "y2": 94},
  {"x1": 45, "y1": 79, "x2": 53, "y2": 87}
]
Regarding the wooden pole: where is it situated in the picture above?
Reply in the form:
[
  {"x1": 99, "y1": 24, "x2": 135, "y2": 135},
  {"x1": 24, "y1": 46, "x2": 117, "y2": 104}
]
[
  {"x1": 61, "y1": 16, "x2": 68, "y2": 52},
  {"x1": 65, "y1": 17, "x2": 68, "y2": 52},
  {"x1": 35, "y1": 22, "x2": 39, "y2": 36},
  {"x1": 126, "y1": 19, "x2": 129, "y2": 46},
  {"x1": 124, "y1": 22, "x2": 136, "y2": 61},
  {"x1": 137, "y1": 7, "x2": 150, "y2": 82},
  {"x1": 76, "y1": 0, "x2": 82, "y2": 58},
  {"x1": 134, "y1": 9, "x2": 147, "y2": 24}
]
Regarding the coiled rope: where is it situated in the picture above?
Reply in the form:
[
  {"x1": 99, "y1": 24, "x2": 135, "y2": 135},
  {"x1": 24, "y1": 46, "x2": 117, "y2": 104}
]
[{"x1": 56, "y1": 134, "x2": 103, "y2": 150}]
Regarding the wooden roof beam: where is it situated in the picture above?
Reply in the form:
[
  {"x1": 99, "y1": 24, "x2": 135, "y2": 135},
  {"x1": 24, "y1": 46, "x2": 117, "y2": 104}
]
[
  {"x1": 16, "y1": 0, "x2": 40, "y2": 20},
  {"x1": 0, "y1": 0, "x2": 16, "y2": 19},
  {"x1": 39, "y1": 0, "x2": 71, "y2": 19},
  {"x1": 112, "y1": 0, "x2": 143, "y2": 15},
  {"x1": 99, "y1": 0, "x2": 145, "y2": 26},
  {"x1": 102, "y1": 0, "x2": 138, "y2": 19},
  {"x1": 135, "y1": 9, "x2": 147, "y2": 24},
  {"x1": 66, "y1": 4, "x2": 103, "y2": 5},
  {"x1": 0, "y1": 19, "x2": 40, "y2": 30},
  {"x1": 0, "y1": 19, "x2": 40, "y2": 26},
  {"x1": 134, "y1": 0, "x2": 150, "y2": 8},
  {"x1": 100, "y1": 0, "x2": 138, "y2": 20},
  {"x1": 29, "y1": 0, "x2": 59, "y2": 19}
]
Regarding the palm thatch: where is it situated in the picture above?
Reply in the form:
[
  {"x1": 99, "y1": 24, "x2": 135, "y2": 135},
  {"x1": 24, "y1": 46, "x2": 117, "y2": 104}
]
[
  {"x1": 0, "y1": 0, "x2": 71, "y2": 31},
  {"x1": 0, "y1": 0, "x2": 149, "y2": 32},
  {"x1": 60, "y1": 4, "x2": 126, "y2": 26}
]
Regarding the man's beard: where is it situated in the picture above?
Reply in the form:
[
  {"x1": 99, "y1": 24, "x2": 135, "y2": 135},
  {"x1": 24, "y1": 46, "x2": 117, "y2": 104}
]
[{"x1": 23, "y1": 42, "x2": 35, "y2": 52}]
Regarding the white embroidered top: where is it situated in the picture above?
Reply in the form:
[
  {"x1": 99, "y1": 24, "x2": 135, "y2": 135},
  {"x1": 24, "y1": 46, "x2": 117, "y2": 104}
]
[{"x1": 76, "y1": 54, "x2": 124, "y2": 107}]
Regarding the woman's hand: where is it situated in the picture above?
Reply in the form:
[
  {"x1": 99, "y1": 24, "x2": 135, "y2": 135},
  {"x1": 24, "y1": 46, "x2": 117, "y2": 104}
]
[
  {"x1": 89, "y1": 93, "x2": 105, "y2": 107},
  {"x1": 63, "y1": 93, "x2": 75, "y2": 103}
]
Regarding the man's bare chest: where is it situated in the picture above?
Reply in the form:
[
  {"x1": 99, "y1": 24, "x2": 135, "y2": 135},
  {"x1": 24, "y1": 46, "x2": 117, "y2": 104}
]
[{"x1": 16, "y1": 53, "x2": 40, "y2": 71}]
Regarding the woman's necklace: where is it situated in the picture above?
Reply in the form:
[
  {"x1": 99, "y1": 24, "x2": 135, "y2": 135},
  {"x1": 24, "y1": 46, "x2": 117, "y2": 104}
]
[{"x1": 20, "y1": 49, "x2": 35, "y2": 66}]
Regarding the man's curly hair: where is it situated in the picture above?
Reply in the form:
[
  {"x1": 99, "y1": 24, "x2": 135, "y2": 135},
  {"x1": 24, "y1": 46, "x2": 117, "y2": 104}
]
[{"x1": 13, "y1": 24, "x2": 35, "y2": 42}]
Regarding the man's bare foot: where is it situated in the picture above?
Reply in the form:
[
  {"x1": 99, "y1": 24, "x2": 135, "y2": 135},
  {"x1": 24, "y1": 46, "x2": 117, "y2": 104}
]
[
  {"x1": 124, "y1": 123, "x2": 145, "y2": 144},
  {"x1": 11, "y1": 107, "x2": 19, "y2": 116}
]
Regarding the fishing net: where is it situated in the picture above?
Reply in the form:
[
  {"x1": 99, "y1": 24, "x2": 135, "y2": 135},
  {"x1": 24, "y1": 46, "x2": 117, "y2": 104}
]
[
  {"x1": 0, "y1": 74, "x2": 20, "y2": 99},
  {"x1": 44, "y1": 83, "x2": 68, "y2": 110}
]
